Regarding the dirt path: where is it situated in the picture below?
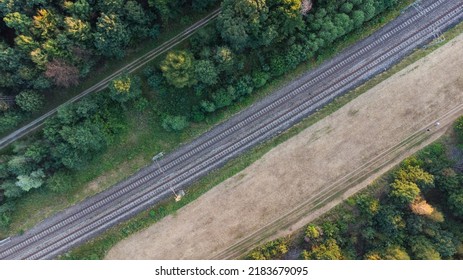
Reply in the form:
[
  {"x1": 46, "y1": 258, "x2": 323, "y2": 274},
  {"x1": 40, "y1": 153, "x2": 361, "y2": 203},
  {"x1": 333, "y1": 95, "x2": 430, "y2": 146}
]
[{"x1": 106, "y1": 33, "x2": 463, "y2": 260}]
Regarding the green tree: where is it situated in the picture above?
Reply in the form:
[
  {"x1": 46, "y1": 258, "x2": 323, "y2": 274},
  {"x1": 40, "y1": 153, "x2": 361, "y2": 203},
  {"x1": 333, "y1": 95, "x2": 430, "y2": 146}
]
[
  {"x1": 15, "y1": 90, "x2": 44, "y2": 112},
  {"x1": 267, "y1": 0, "x2": 303, "y2": 39},
  {"x1": 0, "y1": 202, "x2": 15, "y2": 229},
  {"x1": 124, "y1": 0, "x2": 154, "y2": 38},
  {"x1": 352, "y1": 10, "x2": 365, "y2": 27},
  {"x1": 7, "y1": 155, "x2": 30, "y2": 176},
  {"x1": 448, "y1": 190, "x2": 463, "y2": 218},
  {"x1": 66, "y1": 0, "x2": 92, "y2": 19},
  {"x1": 383, "y1": 246, "x2": 411, "y2": 260},
  {"x1": 390, "y1": 179, "x2": 421, "y2": 204},
  {"x1": 1, "y1": 180, "x2": 24, "y2": 198},
  {"x1": 4, "y1": 12, "x2": 32, "y2": 35},
  {"x1": 454, "y1": 116, "x2": 463, "y2": 143},
  {"x1": 98, "y1": 0, "x2": 125, "y2": 13},
  {"x1": 361, "y1": 0, "x2": 376, "y2": 21},
  {"x1": 214, "y1": 46, "x2": 236, "y2": 74},
  {"x1": 47, "y1": 120, "x2": 108, "y2": 170},
  {"x1": 0, "y1": 111, "x2": 22, "y2": 134},
  {"x1": 161, "y1": 115, "x2": 188, "y2": 131},
  {"x1": 93, "y1": 13, "x2": 130, "y2": 58},
  {"x1": 64, "y1": 17, "x2": 91, "y2": 42},
  {"x1": 374, "y1": 205, "x2": 406, "y2": 240},
  {"x1": 160, "y1": 51, "x2": 197, "y2": 88},
  {"x1": 150, "y1": 0, "x2": 177, "y2": 25},
  {"x1": 410, "y1": 236, "x2": 441, "y2": 260},
  {"x1": 193, "y1": 0, "x2": 219, "y2": 11},
  {"x1": 356, "y1": 194, "x2": 380, "y2": 217},
  {"x1": 200, "y1": 100, "x2": 216, "y2": 113},
  {"x1": 15, "y1": 35, "x2": 39, "y2": 52},
  {"x1": 246, "y1": 239, "x2": 288, "y2": 260},
  {"x1": 252, "y1": 71, "x2": 270, "y2": 88},
  {"x1": 303, "y1": 238, "x2": 343, "y2": 260},
  {"x1": 16, "y1": 169, "x2": 46, "y2": 192},
  {"x1": 24, "y1": 142, "x2": 47, "y2": 163},
  {"x1": 59, "y1": 121, "x2": 107, "y2": 154},
  {"x1": 217, "y1": 0, "x2": 274, "y2": 51},
  {"x1": 340, "y1": 2, "x2": 354, "y2": 13},
  {"x1": 305, "y1": 224, "x2": 322, "y2": 242},
  {"x1": 194, "y1": 59, "x2": 219, "y2": 86},
  {"x1": 33, "y1": 9, "x2": 58, "y2": 38},
  {"x1": 395, "y1": 164, "x2": 434, "y2": 189},
  {"x1": 108, "y1": 74, "x2": 142, "y2": 103}
]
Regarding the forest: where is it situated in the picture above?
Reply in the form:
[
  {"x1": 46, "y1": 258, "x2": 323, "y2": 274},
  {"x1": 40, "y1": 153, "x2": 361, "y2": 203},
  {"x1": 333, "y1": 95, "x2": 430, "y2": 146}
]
[
  {"x1": 0, "y1": 0, "x2": 220, "y2": 132},
  {"x1": 247, "y1": 117, "x2": 463, "y2": 260},
  {"x1": 0, "y1": 0, "x2": 403, "y2": 229}
]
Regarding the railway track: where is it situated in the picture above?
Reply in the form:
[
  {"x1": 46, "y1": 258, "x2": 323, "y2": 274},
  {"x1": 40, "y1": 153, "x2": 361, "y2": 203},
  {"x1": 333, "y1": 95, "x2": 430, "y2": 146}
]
[
  {"x1": 0, "y1": 8, "x2": 221, "y2": 150},
  {"x1": 1, "y1": 0, "x2": 462, "y2": 259}
]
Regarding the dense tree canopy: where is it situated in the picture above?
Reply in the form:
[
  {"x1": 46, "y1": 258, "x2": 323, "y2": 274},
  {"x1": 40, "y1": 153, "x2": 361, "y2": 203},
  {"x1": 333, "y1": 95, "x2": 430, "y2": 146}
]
[{"x1": 160, "y1": 51, "x2": 197, "y2": 88}]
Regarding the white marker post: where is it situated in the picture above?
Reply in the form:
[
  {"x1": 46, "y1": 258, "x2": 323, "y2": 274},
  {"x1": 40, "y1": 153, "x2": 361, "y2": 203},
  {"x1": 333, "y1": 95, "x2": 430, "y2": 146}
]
[{"x1": 152, "y1": 152, "x2": 182, "y2": 202}]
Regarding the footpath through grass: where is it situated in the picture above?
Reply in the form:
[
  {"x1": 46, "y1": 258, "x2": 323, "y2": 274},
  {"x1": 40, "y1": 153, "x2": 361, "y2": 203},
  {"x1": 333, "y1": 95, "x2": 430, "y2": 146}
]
[{"x1": 58, "y1": 0, "x2": 463, "y2": 259}]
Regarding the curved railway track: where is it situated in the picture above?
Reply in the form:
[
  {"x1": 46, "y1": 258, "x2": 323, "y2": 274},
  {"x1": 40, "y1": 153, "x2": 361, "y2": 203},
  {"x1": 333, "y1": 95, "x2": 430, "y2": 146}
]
[
  {"x1": 0, "y1": 8, "x2": 221, "y2": 150},
  {"x1": 1, "y1": 0, "x2": 462, "y2": 259}
]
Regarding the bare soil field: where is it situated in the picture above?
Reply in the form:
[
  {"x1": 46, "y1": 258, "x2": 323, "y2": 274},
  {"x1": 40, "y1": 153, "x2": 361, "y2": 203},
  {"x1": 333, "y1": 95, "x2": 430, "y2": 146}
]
[{"x1": 106, "y1": 33, "x2": 463, "y2": 259}]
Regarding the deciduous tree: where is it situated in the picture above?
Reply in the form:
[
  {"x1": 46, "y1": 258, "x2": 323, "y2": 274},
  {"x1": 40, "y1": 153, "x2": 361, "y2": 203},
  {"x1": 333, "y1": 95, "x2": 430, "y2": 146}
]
[
  {"x1": 15, "y1": 90, "x2": 44, "y2": 112},
  {"x1": 44, "y1": 59, "x2": 79, "y2": 88},
  {"x1": 160, "y1": 51, "x2": 197, "y2": 88}
]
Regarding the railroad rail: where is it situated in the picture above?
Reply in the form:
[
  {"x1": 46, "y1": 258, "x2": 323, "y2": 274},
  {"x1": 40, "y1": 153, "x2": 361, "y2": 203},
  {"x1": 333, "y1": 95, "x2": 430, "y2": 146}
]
[{"x1": 1, "y1": 0, "x2": 462, "y2": 259}]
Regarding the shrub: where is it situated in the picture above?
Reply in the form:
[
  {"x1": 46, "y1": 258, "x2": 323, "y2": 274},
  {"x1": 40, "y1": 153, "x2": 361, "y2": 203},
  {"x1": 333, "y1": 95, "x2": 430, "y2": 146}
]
[
  {"x1": 15, "y1": 90, "x2": 44, "y2": 112},
  {"x1": 161, "y1": 115, "x2": 189, "y2": 132},
  {"x1": 16, "y1": 169, "x2": 46, "y2": 192},
  {"x1": 134, "y1": 97, "x2": 149, "y2": 112},
  {"x1": 0, "y1": 111, "x2": 23, "y2": 133},
  {"x1": 47, "y1": 171, "x2": 74, "y2": 193},
  {"x1": 246, "y1": 238, "x2": 289, "y2": 260},
  {"x1": 200, "y1": 100, "x2": 216, "y2": 113},
  {"x1": 252, "y1": 71, "x2": 270, "y2": 88},
  {"x1": 0, "y1": 202, "x2": 15, "y2": 229},
  {"x1": 109, "y1": 74, "x2": 142, "y2": 104},
  {"x1": 1, "y1": 180, "x2": 24, "y2": 198}
]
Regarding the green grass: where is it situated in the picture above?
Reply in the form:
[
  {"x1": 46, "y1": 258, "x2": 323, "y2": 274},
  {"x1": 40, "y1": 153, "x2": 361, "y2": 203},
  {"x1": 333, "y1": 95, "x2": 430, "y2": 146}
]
[{"x1": 57, "y1": 1, "x2": 463, "y2": 259}]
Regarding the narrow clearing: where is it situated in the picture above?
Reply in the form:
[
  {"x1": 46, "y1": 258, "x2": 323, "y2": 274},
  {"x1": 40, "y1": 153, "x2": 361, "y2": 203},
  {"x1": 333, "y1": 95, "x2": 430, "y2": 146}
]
[{"x1": 106, "y1": 33, "x2": 463, "y2": 260}]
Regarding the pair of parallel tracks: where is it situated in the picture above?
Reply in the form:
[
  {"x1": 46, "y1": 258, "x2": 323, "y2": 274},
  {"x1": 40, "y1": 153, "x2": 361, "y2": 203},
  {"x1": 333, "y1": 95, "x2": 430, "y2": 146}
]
[{"x1": 1, "y1": 0, "x2": 462, "y2": 259}]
